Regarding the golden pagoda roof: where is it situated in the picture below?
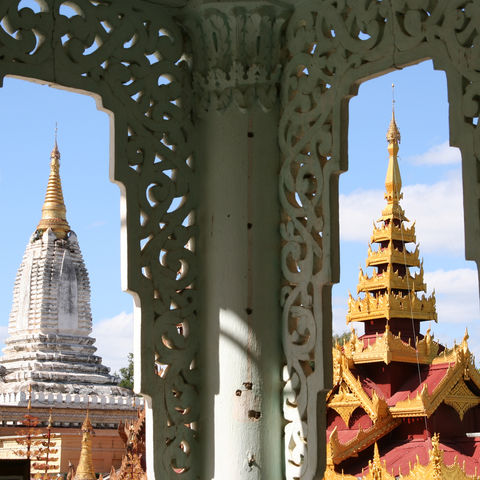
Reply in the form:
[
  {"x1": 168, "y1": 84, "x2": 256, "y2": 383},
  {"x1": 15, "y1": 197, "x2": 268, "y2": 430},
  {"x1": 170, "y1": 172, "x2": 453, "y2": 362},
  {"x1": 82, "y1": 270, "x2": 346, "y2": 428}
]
[
  {"x1": 36, "y1": 137, "x2": 70, "y2": 239},
  {"x1": 342, "y1": 326, "x2": 440, "y2": 365},
  {"x1": 371, "y1": 220, "x2": 416, "y2": 244},
  {"x1": 346, "y1": 103, "x2": 437, "y2": 327},
  {"x1": 357, "y1": 263, "x2": 426, "y2": 294},
  {"x1": 346, "y1": 290, "x2": 437, "y2": 324},
  {"x1": 365, "y1": 243, "x2": 420, "y2": 268}
]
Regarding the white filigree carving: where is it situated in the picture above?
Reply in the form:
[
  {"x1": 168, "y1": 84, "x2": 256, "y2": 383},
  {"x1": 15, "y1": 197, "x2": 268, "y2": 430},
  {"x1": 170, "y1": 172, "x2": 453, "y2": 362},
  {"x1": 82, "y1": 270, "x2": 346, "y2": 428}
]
[
  {"x1": 281, "y1": 1, "x2": 480, "y2": 479},
  {"x1": 0, "y1": 1, "x2": 197, "y2": 478}
]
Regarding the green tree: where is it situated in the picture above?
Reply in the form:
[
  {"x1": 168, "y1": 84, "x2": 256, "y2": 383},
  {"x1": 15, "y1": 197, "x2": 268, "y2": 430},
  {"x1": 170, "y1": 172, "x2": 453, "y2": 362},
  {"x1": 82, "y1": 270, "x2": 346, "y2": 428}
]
[
  {"x1": 118, "y1": 352, "x2": 134, "y2": 390},
  {"x1": 332, "y1": 330, "x2": 352, "y2": 345}
]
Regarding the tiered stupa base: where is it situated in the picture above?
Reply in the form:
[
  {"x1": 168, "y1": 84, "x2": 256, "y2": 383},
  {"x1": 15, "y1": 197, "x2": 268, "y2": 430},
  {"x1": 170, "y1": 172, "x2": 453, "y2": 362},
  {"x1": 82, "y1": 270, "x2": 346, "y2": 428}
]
[{"x1": 0, "y1": 332, "x2": 128, "y2": 396}]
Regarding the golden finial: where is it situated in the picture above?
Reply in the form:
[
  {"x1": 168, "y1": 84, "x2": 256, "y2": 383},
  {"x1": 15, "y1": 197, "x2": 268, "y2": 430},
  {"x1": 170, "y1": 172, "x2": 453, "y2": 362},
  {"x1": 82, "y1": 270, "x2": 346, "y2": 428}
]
[
  {"x1": 387, "y1": 84, "x2": 401, "y2": 146},
  {"x1": 37, "y1": 127, "x2": 70, "y2": 239},
  {"x1": 74, "y1": 410, "x2": 96, "y2": 480}
]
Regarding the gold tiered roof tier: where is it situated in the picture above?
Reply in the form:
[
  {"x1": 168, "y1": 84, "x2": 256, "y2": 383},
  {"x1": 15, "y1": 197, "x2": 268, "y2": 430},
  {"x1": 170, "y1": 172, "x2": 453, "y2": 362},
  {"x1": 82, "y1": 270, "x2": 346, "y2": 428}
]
[
  {"x1": 346, "y1": 109, "x2": 437, "y2": 325},
  {"x1": 357, "y1": 263, "x2": 426, "y2": 293}
]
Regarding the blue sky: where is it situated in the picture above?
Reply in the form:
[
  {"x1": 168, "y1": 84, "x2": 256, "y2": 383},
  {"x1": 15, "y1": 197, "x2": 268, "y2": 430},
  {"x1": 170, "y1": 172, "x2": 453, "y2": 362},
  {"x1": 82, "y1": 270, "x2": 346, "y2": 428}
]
[{"x1": 0, "y1": 59, "x2": 477, "y2": 374}]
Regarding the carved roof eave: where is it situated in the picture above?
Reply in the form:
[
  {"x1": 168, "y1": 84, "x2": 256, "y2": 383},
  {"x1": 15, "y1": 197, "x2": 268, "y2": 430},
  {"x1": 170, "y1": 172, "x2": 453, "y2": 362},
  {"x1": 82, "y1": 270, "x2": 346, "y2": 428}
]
[
  {"x1": 328, "y1": 416, "x2": 402, "y2": 465},
  {"x1": 370, "y1": 221, "x2": 416, "y2": 244},
  {"x1": 346, "y1": 290, "x2": 437, "y2": 324},
  {"x1": 347, "y1": 328, "x2": 440, "y2": 365},
  {"x1": 357, "y1": 267, "x2": 426, "y2": 294},
  {"x1": 330, "y1": 350, "x2": 391, "y2": 424},
  {"x1": 366, "y1": 244, "x2": 420, "y2": 267},
  {"x1": 328, "y1": 340, "x2": 480, "y2": 466},
  {"x1": 390, "y1": 343, "x2": 480, "y2": 418},
  {"x1": 334, "y1": 334, "x2": 480, "y2": 418}
]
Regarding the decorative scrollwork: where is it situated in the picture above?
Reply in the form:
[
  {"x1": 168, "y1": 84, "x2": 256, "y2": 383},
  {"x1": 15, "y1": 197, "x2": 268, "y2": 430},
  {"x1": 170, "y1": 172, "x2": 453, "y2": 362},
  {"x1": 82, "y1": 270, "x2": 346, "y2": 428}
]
[
  {"x1": 0, "y1": 1, "x2": 197, "y2": 478},
  {"x1": 281, "y1": 1, "x2": 480, "y2": 478}
]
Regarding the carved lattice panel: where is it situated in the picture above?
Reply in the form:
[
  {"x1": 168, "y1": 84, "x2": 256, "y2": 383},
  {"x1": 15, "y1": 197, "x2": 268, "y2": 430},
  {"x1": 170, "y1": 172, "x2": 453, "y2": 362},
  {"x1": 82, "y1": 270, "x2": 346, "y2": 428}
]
[
  {"x1": 281, "y1": 1, "x2": 480, "y2": 479},
  {"x1": 0, "y1": 1, "x2": 197, "y2": 478}
]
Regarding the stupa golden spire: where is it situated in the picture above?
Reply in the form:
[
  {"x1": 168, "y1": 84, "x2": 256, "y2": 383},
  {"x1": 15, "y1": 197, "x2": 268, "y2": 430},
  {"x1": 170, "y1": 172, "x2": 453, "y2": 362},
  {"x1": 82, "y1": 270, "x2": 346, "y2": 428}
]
[
  {"x1": 74, "y1": 411, "x2": 96, "y2": 480},
  {"x1": 36, "y1": 128, "x2": 70, "y2": 239},
  {"x1": 346, "y1": 90, "x2": 437, "y2": 331}
]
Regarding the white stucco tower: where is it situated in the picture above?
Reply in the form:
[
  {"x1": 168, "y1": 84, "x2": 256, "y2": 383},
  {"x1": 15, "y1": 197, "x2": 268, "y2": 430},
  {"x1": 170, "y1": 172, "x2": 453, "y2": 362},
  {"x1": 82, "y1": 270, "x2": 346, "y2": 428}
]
[{"x1": 0, "y1": 141, "x2": 126, "y2": 396}]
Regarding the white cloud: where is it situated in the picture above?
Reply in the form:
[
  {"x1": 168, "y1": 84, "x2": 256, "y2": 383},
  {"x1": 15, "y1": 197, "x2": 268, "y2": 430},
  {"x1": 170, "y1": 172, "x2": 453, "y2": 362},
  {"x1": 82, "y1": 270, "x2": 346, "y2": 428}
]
[
  {"x1": 408, "y1": 141, "x2": 461, "y2": 166},
  {"x1": 88, "y1": 220, "x2": 106, "y2": 229},
  {"x1": 332, "y1": 295, "x2": 348, "y2": 335},
  {"x1": 339, "y1": 171, "x2": 465, "y2": 255},
  {"x1": 424, "y1": 268, "x2": 479, "y2": 325},
  {"x1": 92, "y1": 311, "x2": 133, "y2": 374}
]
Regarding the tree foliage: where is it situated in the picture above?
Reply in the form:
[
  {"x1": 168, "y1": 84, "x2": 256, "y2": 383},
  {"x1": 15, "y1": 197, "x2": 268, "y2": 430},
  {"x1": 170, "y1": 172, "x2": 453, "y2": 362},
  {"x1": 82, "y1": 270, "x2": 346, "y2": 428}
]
[
  {"x1": 118, "y1": 352, "x2": 134, "y2": 390},
  {"x1": 333, "y1": 330, "x2": 352, "y2": 345}
]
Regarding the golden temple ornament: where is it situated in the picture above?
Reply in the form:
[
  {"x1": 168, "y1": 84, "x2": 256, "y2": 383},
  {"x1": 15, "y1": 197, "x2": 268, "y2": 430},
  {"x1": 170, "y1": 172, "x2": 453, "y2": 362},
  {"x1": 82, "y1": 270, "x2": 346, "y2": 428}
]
[{"x1": 36, "y1": 131, "x2": 70, "y2": 239}]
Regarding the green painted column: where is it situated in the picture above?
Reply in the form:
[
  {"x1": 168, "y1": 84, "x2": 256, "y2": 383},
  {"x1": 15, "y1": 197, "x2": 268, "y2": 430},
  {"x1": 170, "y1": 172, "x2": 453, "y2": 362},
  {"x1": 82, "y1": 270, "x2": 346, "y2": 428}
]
[
  {"x1": 184, "y1": 3, "x2": 291, "y2": 478},
  {"x1": 198, "y1": 107, "x2": 282, "y2": 479}
]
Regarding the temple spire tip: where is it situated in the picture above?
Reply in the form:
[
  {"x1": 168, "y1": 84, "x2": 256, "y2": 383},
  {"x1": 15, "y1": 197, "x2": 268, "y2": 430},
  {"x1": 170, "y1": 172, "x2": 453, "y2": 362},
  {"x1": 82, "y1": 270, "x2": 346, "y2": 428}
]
[{"x1": 386, "y1": 85, "x2": 401, "y2": 146}]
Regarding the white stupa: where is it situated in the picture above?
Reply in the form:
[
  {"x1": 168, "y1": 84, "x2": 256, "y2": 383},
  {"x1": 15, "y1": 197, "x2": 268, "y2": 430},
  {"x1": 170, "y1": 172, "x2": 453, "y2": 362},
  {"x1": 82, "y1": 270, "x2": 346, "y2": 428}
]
[{"x1": 0, "y1": 140, "x2": 129, "y2": 397}]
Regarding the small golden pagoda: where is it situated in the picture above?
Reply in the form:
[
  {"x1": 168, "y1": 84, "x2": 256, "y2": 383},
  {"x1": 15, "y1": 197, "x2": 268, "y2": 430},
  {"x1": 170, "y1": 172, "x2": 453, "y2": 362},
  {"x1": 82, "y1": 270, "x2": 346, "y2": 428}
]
[
  {"x1": 326, "y1": 97, "x2": 480, "y2": 478},
  {"x1": 74, "y1": 412, "x2": 96, "y2": 480}
]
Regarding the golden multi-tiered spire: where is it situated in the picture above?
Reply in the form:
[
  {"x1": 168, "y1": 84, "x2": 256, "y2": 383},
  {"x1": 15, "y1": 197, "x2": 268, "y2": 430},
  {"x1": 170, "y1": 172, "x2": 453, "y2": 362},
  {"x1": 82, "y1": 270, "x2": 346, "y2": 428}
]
[
  {"x1": 346, "y1": 89, "x2": 437, "y2": 329},
  {"x1": 74, "y1": 411, "x2": 96, "y2": 480},
  {"x1": 36, "y1": 129, "x2": 70, "y2": 239}
]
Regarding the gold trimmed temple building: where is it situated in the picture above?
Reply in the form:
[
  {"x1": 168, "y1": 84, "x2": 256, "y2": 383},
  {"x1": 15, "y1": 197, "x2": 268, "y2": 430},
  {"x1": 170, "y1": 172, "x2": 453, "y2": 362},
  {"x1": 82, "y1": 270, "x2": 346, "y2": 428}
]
[{"x1": 325, "y1": 108, "x2": 480, "y2": 478}]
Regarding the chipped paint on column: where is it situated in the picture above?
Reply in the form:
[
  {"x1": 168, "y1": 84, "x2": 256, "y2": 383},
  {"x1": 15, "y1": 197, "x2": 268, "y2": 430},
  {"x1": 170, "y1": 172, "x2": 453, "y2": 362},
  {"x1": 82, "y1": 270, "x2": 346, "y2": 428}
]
[
  {"x1": 184, "y1": 2, "x2": 291, "y2": 477},
  {"x1": 197, "y1": 106, "x2": 283, "y2": 479}
]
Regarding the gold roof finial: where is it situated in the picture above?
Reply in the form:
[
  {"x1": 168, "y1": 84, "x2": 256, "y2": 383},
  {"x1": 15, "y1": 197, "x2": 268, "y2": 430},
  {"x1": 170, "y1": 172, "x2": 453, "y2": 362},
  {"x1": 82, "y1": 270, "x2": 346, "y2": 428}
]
[
  {"x1": 387, "y1": 84, "x2": 401, "y2": 145},
  {"x1": 74, "y1": 410, "x2": 96, "y2": 480},
  {"x1": 37, "y1": 126, "x2": 70, "y2": 239}
]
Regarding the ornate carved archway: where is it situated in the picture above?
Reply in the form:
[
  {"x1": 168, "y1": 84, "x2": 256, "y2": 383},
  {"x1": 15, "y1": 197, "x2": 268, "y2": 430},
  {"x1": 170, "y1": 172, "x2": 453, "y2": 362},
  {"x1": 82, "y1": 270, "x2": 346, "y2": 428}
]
[
  {"x1": 0, "y1": 1, "x2": 197, "y2": 478},
  {"x1": 281, "y1": 2, "x2": 480, "y2": 479},
  {"x1": 1, "y1": 1, "x2": 480, "y2": 479}
]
